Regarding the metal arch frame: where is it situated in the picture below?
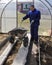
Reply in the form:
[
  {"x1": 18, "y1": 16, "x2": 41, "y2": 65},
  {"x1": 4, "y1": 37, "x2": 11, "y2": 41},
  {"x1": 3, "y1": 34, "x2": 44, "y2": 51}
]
[
  {"x1": 45, "y1": 0, "x2": 52, "y2": 7},
  {"x1": 45, "y1": 0, "x2": 52, "y2": 36},
  {"x1": 39, "y1": 0, "x2": 51, "y2": 15},
  {"x1": 0, "y1": 0, "x2": 13, "y2": 32},
  {"x1": 39, "y1": 0, "x2": 52, "y2": 37},
  {"x1": 33, "y1": 0, "x2": 52, "y2": 37}
]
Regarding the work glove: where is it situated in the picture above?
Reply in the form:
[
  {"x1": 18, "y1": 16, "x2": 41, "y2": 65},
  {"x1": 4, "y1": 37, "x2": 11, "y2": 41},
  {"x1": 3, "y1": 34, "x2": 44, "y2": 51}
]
[{"x1": 30, "y1": 20, "x2": 34, "y2": 26}]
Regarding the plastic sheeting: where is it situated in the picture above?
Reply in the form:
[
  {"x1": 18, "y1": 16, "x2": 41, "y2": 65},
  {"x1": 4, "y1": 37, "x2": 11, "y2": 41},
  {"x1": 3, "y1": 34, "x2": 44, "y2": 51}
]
[{"x1": 0, "y1": 0, "x2": 17, "y2": 33}]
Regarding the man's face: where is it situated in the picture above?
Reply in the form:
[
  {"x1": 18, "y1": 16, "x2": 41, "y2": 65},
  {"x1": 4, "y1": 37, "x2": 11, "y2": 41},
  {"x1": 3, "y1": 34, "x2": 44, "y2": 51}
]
[{"x1": 30, "y1": 6, "x2": 34, "y2": 11}]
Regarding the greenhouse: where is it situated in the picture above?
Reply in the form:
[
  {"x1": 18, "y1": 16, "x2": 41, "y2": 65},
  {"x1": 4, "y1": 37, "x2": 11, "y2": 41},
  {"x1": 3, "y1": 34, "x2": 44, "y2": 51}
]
[{"x1": 0, "y1": 0, "x2": 52, "y2": 65}]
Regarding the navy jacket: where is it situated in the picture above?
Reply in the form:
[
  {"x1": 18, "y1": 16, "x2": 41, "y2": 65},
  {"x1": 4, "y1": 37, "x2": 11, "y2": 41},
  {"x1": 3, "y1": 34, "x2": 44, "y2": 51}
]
[{"x1": 23, "y1": 9, "x2": 41, "y2": 26}]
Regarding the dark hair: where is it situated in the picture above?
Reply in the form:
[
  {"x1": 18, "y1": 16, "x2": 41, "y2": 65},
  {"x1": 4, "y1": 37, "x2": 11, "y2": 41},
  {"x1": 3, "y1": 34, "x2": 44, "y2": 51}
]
[{"x1": 31, "y1": 5, "x2": 34, "y2": 8}]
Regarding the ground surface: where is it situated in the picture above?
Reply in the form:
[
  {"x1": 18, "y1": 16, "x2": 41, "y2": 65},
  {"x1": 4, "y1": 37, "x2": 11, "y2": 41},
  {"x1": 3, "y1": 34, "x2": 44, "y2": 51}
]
[
  {"x1": 39, "y1": 36, "x2": 52, "y2": 65},
  {"x1": 26, "y1": 36, "x2": 52, "y2": 65},
  {"x1": 0, "y1": 35, "x2": 52, "y2": 65}
]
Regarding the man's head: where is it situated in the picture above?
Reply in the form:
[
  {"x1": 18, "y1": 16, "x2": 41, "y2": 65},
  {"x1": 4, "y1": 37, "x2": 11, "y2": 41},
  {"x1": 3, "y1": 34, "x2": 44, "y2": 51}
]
[{"x1": 30, "y1": 5, "x2": 35, "y2": 11}]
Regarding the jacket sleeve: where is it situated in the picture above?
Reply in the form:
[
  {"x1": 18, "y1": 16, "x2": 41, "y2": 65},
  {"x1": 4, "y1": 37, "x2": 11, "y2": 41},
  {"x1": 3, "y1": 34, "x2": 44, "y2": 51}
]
[
  {"x1": 23, "y1": 13, "x2": 30, "y2": 20},
  {"x1": 36, "y1": 11, "x2": 41, "y2": 21}
]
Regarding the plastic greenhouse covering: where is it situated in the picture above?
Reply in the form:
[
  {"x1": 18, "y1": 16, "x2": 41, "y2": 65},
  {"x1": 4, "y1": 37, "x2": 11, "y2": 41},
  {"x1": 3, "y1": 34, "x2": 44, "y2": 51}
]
[
  {"x1": 34, "y1": 0, "x2": 52, "y2": 36},
  {"x1": 0, "y1": 0, "x2": 16, "y2": 33}
]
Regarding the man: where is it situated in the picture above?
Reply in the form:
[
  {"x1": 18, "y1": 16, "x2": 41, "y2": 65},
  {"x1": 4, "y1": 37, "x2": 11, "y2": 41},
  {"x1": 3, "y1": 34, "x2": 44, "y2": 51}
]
[
  {"x1": 22, "y1": 5, "x2": 41, "y2": 65},
  {"x1": 22, "y1": 5, "x2": 41, "y2": 46}
]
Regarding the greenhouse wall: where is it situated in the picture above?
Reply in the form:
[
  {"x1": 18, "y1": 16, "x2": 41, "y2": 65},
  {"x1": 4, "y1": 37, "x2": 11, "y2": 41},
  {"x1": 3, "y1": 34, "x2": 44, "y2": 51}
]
[{"x1": 0, "y1": 0, "x2": 16, "y2": 33}]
